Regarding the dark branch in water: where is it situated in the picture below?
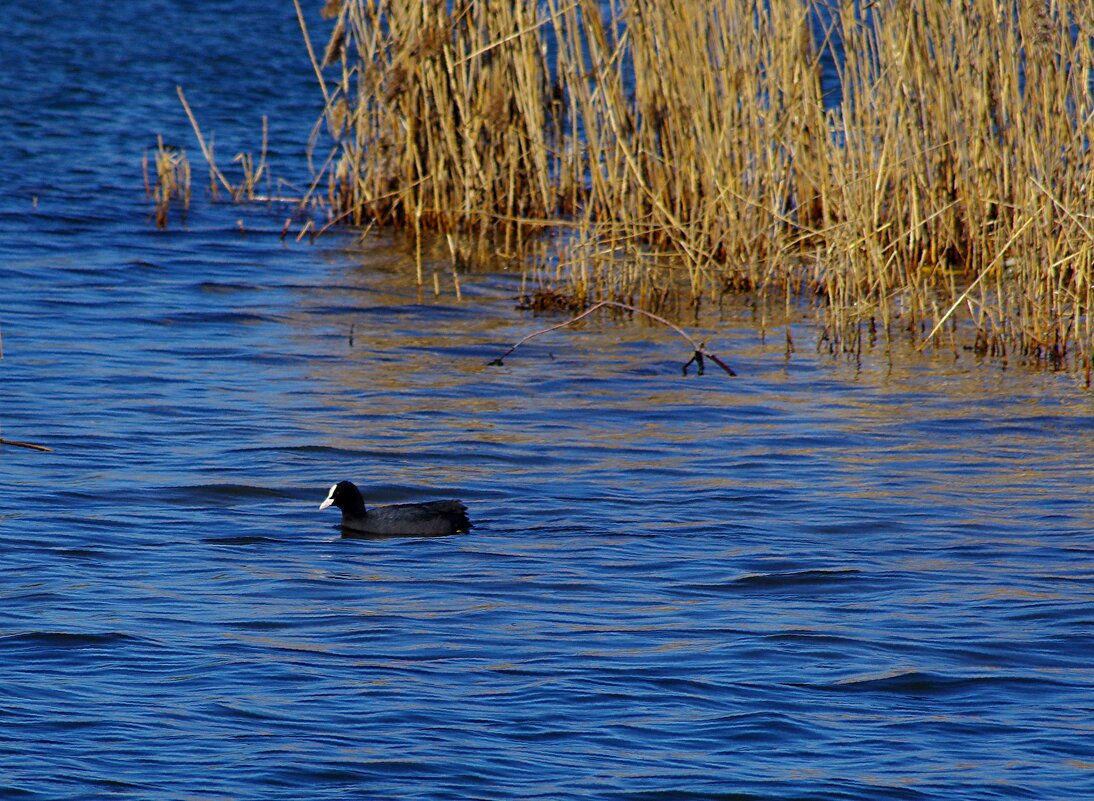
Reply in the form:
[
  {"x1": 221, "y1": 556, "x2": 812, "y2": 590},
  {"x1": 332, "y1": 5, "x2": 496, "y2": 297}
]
[
  {"x1": 490, "y1": 300, "x2": 737, "y2": 377},
  {"x1": 0, "y1": 438, "x2": 52, "y2": 452}
]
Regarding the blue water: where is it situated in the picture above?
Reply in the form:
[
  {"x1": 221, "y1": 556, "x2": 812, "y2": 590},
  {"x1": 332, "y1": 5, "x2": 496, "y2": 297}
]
[{"x1": 3, "y1": 3, "x2": 1094, "y2": 799}]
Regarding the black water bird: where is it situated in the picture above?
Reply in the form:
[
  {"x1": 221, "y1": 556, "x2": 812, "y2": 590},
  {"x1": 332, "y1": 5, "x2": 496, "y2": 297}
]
[{"x1": 319, "y1": 480, "x2": 471, "y2": 536}]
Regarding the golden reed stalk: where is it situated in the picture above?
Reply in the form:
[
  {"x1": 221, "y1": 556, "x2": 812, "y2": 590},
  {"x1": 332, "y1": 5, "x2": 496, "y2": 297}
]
[{"x1": 309, "y1": 0, "x2": 1094, "y2": 373}]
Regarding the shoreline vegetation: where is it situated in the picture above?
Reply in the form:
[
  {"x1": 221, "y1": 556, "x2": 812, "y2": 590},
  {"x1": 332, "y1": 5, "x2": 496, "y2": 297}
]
[{"x1": 172, "y1": 0, "x2": 1094, "y2": 377}]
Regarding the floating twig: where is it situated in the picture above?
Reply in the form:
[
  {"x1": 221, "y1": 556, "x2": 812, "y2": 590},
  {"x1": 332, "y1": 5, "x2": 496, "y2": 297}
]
[
  {"x1": 490, "y1": 300, "x2": 736, "y2": 377},
  {"x1": 0, "y1": 438, "x2": 52, "y2": 452}
]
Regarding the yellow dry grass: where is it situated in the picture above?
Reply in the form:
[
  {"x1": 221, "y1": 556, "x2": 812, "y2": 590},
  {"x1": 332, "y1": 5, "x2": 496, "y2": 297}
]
[
  {"x1": 144, "y1": 135, "x2": 192, "y2": 229},
  {"x1": 308, "y1": 0, "x2": 1094, "y2": 373}
]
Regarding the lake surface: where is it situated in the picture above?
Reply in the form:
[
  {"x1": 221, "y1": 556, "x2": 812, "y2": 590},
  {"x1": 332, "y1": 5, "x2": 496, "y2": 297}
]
[{"x1": 3, "y1": 3, "x2": 1094, "y2": 800}]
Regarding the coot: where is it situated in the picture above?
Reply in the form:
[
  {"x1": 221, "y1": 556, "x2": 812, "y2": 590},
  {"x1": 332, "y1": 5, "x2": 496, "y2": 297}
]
[{"x1": 319, "y1": 480, "x2": 471, "y2": 536}]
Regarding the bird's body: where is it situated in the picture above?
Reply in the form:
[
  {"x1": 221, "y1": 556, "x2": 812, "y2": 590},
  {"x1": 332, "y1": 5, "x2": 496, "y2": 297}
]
[{"x1": 320, "y1": 481, "x2": 471, "y2": 536}]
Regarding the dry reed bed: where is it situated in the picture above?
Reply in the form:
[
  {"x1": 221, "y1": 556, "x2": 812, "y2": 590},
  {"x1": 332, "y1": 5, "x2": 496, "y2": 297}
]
[{"x1": 310, "y1": 0, "x2": 1094, "y2": 371}]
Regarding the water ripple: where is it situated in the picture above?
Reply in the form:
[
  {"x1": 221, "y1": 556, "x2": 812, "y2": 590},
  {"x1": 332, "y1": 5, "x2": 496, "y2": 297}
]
[{"x1": 2, "y1": 2, "x2": 1094, "y2": 800}]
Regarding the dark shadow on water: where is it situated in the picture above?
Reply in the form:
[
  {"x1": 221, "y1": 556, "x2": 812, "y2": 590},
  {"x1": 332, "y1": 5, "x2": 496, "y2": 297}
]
[
  {"x1": 202, "y1": 535, "x2": 286, "y2": 546},
  {"x1": 336, "y1": 527, "x2": 467, "y2": 542}
]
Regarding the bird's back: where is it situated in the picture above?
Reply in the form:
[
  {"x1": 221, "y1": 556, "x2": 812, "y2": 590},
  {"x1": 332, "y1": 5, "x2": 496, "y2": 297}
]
[{"x1": 343, "y1": 500, "x2": 471, "y2": 536}]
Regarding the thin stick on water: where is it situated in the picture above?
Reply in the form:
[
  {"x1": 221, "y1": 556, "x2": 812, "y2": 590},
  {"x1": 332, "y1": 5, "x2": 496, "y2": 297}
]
[
  {"x1": 490, "y1": 300, "x2": 737, "y2": 376},
  {"x1": 0, "y1": 438, "x2": 53, "y2": 452}
]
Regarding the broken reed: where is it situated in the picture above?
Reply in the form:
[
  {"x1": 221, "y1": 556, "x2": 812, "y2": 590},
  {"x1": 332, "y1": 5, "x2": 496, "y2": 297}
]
[
  {"x1": 150, "y1": 90, "x2": 281, "y2": 229},
  {"x1": 144, "y1": 135, "x2": 191, "y2": 229},
  {"x1": 313, "y1": 0, "x2": 1094, "y2": 370},
  {"x1": 176, "y1": 87, "x2": 272, "y2": 204}
]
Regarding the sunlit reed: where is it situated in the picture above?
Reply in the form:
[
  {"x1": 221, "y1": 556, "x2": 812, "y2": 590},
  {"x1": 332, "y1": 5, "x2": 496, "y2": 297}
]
[
  {"x1": 307, "y1": 0, "x2": 1094, "y2": 372},
  {"x1": 145, "y1": 135, "x2": 191, "y2": 229}
]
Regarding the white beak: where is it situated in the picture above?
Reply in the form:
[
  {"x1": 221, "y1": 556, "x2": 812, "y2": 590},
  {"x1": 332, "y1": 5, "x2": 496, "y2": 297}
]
[{"x1": 319, "y1": 497, "x2": 334, "y2": 510}]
